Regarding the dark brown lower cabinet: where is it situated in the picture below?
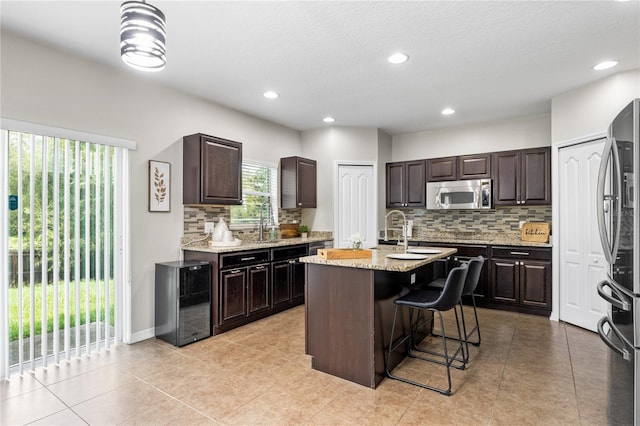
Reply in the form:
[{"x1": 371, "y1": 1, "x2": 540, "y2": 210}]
[
  {"x1": 489, "y1": 246, "x2": 551, "y2": 316},
  {"x1": 272, "y1": 258, "x2": 306, "y2": 307},
  {"x1": 184, "y1": 244, "x2": 309, "y2": 335},
  {"x1": 220, "y1": 263, "x2": 270, "y2": 325}
]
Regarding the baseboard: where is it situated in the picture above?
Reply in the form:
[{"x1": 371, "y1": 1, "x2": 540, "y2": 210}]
[{"x1": 127, "y1": 327, "x2": 156, "y2": 344}]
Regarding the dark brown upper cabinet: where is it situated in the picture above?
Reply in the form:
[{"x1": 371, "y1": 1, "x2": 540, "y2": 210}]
[
  {"x1": 386, "y1": 160, "x2": 426, "y2": 208},
  {"x1": 427, "y1": 154, "x2": 491, "y2": 181},
  {"x1": 183, "y1": 133, "x2": 243, "y2": 205},
  {"x1": 426, "y1": 157, "x2": 457, "y2": 181},
  {"x1": 492, "y1": 147, "x2": 550, "y2": 206},
  {"x1": 458, "y1": 153, "x2": 491, "y2": 179},
  {"x1": 280, "y1": 156, "x2": 317, "y2": 208}
]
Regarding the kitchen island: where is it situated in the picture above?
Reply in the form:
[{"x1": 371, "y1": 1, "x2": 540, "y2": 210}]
[{"x1": 300, "y1": 246, "x2": 456, "y2": 388}]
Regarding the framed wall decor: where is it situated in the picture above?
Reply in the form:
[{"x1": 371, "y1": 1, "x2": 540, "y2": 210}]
[{"x1": 149, "y1": 160, "x2": 170, "y2": 212}]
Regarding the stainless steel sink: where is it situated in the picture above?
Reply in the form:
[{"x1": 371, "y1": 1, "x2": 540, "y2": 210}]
[{"x1": 386, "y1": 253, "x2": 428, "y2": 260}]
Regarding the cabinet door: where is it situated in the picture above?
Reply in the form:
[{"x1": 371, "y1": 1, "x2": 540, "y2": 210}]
[
  {"x1": 200, "y1": 137, "x2": 242, "y2": 205},
  {"x1": 521, "y1": 148, "x2": 551, "y2": 205},
  {"x1": 490, "y1": 258, "x2": 519, "y2": 303},
  {"x1": 427, "y1": 157, "x2": 457, "y2": 181},
  {"x1": 248, "y1": 264, "x2": 270, "y2": 315},
  {"x1": 458, "y1": 154, "x2": 491, "y2": 179},
  {"x1": 520, "y1": 260, "x2": 552, "y2": 309},
  {"x1": 220, "y1": 269, "x2": 246, "y2": 323},
  {"x1": 405, "y1": 160, "x2": 426, "y2": 207},
  {"x1": 492, "y1": 151, "x2": 520, "y2": 205},
  {"x1": 386, "y1": 162, "x2": 405, "y2": 207},
  {"x1": 297, "y1": 158, "x2": 317, "y2": 208},
  {"x1": 272, "y1": 261, "x2": 291, "y2": 306},
  {"x1": 291, "y1": 260, "x2": 306, "y2": 299}
]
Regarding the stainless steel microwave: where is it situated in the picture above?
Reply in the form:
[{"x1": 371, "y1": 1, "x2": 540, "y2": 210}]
[{"x1": 426, "y1": 179, "x2": 492, "y2": 210}]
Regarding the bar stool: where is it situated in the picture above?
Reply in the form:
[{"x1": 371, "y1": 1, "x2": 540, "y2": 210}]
[
  {"x1": 385, "y1": 263, "x2": 468, "y2": 396},
  {"x1": 424, "y1": 256, "x2": 484, "y2": 357}
]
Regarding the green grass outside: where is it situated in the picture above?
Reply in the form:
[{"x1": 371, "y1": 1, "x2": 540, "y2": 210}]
[{"x1": 8, "y1": 280, "x2": 115, "y2": 341}]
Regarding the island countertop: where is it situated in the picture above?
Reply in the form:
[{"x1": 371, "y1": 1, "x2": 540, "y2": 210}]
[{"x1": 300, "y1": 246, "x2": 457, "y2": 272}]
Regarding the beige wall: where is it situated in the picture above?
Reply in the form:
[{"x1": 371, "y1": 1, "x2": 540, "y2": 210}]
[
  {"x1": 1, "y1": 31, "x2": 301, "y2": 340},
  {"x1": 392, "y1": 113, "x2": 551, "y2": 161},
  {"x1": 377, "y1": 130, "x2": 393, "y2": 233},
  {"x1": 300, "y1": 126, "x2": 380, "y2": 231},
  {"x1": 551, "y1": 69, "x2": 640, "y2": 143}
]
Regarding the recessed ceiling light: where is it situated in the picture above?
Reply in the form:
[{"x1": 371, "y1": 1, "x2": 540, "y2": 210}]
[
  {"x1": 323, "y1": 117, "x2": 335, "y2": 123},
  {"x1": 263, "y1": 91, "x2": 279, "y2": 99},
  {"x1": 388, "y1": 53, "x2": 409, "y2": 64},
  {"x1": 593, "y1": 60, "x2": 618, "y2": 71},
  {"x1": 441, "y1": 108, "x2": 456, "y2": 115}
]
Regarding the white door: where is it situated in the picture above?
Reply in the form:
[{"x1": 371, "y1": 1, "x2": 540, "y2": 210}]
[
  {"x1": 558, "y1": 138, "x2": 608, "y2": 331},
  {"x1": 335, "y1": 163, "x2": 377, "y2": 248}
]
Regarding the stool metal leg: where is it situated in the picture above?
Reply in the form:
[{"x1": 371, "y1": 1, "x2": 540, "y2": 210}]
[
  {"x1": 465, "y1": 293, "x2": 482, "y2": 346},
  {"x1": 386, "y1": 305, "x2": 467, "y2": 395}
]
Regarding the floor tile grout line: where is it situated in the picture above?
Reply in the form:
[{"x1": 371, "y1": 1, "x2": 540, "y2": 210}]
[{"x1": 486, "y1": 312, "x2": 520, "y2": 425}]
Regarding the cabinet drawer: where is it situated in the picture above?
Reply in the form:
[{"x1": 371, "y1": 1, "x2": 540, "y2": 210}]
[
  {"x1": 271, "y1": 244, "x2": 308, "y2": 262},
  {"x1": 491, "y1": 246, "x2": 551, "y2": 261},
  {"x1": 420, "y1": 242, "x2": 488, "y2": 258},
  {"x1": 220, "y1": 250, "x2": 270, "y2": 269}
]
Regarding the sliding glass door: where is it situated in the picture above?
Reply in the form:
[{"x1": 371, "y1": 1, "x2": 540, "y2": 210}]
[{"x1": 0, "y1": 123, "x2": 132, "y2": 379}]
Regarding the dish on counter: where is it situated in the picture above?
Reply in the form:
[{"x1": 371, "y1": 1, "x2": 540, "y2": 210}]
[
  {"x1": 407, "y1": 248, "x2": 442, "y2": 254},
  {"x1": 386, "y1": 253, "x2": 428, "y2": 260},
  {"x1": 209, "y1": 238, "x2": 242, "y2": 247}
]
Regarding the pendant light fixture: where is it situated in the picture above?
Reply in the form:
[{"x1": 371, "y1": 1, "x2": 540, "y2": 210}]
[{"x1": 120, "y1": 1, "x2": 166, "y2": 72}]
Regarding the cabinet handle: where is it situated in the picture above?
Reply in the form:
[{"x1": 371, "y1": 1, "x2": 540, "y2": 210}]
[
  {"x1": 254, "y1": 266, "x2": 265, "y2": 270},
  {"x1": 240, "y1": 257, "x2": 256, "y2": 261},
  {"x1": 510, "y1": 251, "x2": 530, "y2": 256},
  {"x1": 521, "y1": 200, "x2": 526, "y2": 204},
  {"x1": 516, "y1": 200, "x2": 521, "y2": 204},
  {"x1": 288, "y1": 260, "x2": 297, "y2": 264},
  {"x1": 298, "y1": 203, "x2": 302, "y2": 206},
  {"x1": 230, "y1": 269, "x2": 241, "y2": 274}
]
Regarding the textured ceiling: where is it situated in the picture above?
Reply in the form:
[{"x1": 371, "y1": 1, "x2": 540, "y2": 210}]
[{"x1": 1, "y1": 1, "x2": 639, "y2": 135}]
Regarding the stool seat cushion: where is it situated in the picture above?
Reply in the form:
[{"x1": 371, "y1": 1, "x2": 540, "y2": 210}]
[{"x1": 395, "y1": 289, "x2": 442, "y2": 308}]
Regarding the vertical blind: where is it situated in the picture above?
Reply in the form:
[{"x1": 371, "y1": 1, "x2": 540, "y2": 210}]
[{"x1": 0, "y1": 122, "x2": 132, "y2": 379}]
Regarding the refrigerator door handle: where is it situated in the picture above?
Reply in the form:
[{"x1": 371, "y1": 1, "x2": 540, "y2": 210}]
[
  {"x1": 596, "y1": 135, "x2": 622, "y2": 263},
  {"x1": 597, "y1": 316, "x2": 631, "y2": 361},
  {"x1": 610, "y1": 137, "x2": 622, "y2": 262},
  {"x1": 597, "y1": 279, "x2": 631, "y2": 311}
]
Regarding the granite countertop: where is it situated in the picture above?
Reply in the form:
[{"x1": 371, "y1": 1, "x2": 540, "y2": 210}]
[
  {"x1": 300, "y1": 246, "x2": 457, "y2": 273},
  {"x1": 383, "y1": 231, "x2": 552, "y2": 248},
  {"x1": 182, "y1": 235, "x2": 333, "y2": 254}
]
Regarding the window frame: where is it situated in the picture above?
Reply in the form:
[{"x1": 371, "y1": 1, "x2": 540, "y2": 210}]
[{"x1": 230, "y1": 160, "x2": 279, "y2": 229}]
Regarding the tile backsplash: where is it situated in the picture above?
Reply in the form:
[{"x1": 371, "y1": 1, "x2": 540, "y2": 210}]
[
  {"x1": 184, "y1": 205, "x2": 303, "y2": 239},
  {"x1": 386, "y1": 206, "x2": 552, "y2": 239}
]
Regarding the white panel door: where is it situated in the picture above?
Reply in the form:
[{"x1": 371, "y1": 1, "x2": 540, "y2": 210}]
[
  {"x1": 335, "y1": 164, "x2": 376, "y2": 248},
  {"x1": 559, "y1": 138, "x2": 608, "y2": 331}
]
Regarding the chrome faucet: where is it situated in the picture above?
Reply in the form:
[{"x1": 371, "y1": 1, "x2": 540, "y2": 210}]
[
  {"x1": 258, "y1": 199, "x2": 271, "y2": 242},
  {"x1": 384, "y1": 209, "x2": 408, "y2": 253}
]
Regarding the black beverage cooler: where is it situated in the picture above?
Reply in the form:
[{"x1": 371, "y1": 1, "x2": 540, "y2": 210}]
[{"x1": 155, "y1": 260, "x2": 211, "y2": 346}]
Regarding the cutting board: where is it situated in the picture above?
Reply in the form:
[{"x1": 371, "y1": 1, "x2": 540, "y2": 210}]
[
  {"x1": 317, "y1": 248, "x2": 373, "y2": 260},
  {"x1": 521, "y1": 222, "x2": 550, "y2": 243}
]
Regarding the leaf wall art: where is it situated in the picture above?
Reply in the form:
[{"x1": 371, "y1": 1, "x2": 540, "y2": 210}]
[{"x1": 149, "y1": 160, "x2": 170, "y2": 212}]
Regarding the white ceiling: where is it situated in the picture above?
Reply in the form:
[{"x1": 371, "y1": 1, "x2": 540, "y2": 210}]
[{"x1": 1, "y1": 1, "x2": 639, "y2": 135}]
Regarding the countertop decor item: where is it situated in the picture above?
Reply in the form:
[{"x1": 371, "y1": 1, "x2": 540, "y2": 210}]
[
  {"x1": 521, "y1": 222, "x2": 550, "y2": 243},
  {"x1": 299, "y1": 225, "x2": 309, "y2": 238},
  {"x1": 280, "y1": 223, "x2": 300, "y2": 238},
  {"x1": 120, "y1": 1, "x2": 167, "y2": 72},
  {"x1": 148, "y1": 160, "x2": 170, "y2": 212},
  {"x1": 317, "y1": 248, "x2": 373, "y2": 260}
]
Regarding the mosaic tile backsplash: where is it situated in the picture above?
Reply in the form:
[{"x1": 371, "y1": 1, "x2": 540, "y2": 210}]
[
  {"x1": 184, "y1": 205, "x2": 303, "y2": 240},
  {"x1": 386, "y1": 206, "x2": 552, "y2": 240}
]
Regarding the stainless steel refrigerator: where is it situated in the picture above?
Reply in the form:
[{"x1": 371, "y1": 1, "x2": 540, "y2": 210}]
[{"x1": 596, "y1": 98, "x2": 639, "y2": 425}]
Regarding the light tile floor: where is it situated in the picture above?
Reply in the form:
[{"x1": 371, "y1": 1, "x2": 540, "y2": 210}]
[{"x1": 1, "y1": 305, "x2": 611, "y2": 425}]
